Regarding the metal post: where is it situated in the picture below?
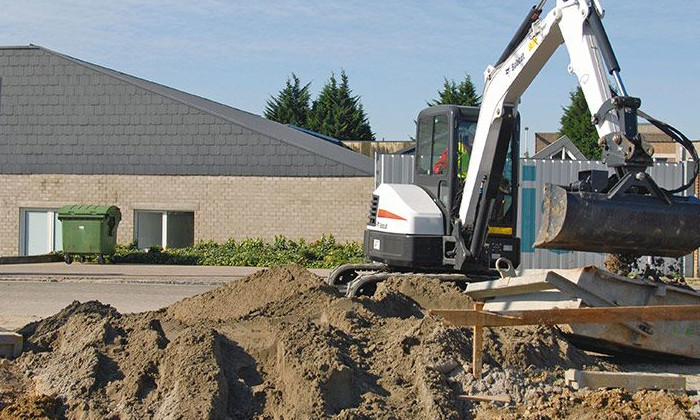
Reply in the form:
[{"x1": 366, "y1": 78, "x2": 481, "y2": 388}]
[{"x1": 524, "y1": 127, "x2": 529, "y2": 157}]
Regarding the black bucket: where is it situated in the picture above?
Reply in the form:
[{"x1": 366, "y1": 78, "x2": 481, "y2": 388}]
[{"x1": 534, "y1": 184, "x2": 700, "y2": 257}]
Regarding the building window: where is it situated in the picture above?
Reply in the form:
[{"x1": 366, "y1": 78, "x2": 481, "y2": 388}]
[
  {"x1": 134, "y1": 211, "x2": 194, "y2": 249},
  {"x1": 20, "y1": 209, "x2": 63, "y2": 256}
]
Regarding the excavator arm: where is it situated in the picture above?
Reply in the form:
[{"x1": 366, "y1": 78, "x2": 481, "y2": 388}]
[{"x1": 454, "y1": 0, "x2": 700, "y2": 269}]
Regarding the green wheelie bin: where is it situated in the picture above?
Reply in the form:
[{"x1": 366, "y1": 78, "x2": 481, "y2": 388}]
[{"x1": 57, "y1": 205, "x2": 121, "y2": 264}]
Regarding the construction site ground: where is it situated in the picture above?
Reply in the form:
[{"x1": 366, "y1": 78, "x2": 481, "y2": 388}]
[{"x1": 0, "y1": 263, "x2": 698, "y2": 419}]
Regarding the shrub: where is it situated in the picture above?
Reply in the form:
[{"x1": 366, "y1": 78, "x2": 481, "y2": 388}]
[{"x1": 111, "y1": 235, "x2": 365, "y2": 268}]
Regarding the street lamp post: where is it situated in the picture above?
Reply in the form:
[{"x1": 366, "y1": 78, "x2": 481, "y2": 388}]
[{"x1": 524, "y1": 126, "x2": 529, "y2": 157}]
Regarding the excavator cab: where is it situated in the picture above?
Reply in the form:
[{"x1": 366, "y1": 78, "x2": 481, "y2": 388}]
[{"x1": 412, "y1": 105, "x2": 520, "y2": 269}]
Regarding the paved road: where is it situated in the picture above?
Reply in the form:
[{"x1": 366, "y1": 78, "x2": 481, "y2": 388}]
[
  {"x1": 0, "y1": 263, "x2": 332, "y2": 330},
  {"x1": 0, "y1": 262, "x2": 265, "y2": 284},
  {"x1": 0, "y1": 281, "x2": 217, "y2": 330}
]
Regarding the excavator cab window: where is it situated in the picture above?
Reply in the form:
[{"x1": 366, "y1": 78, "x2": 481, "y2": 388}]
[
  {"x1": 415, "y1": 112, "x2": 453, "y2": 212},
  {"x1": 415, "y1": 115, "x2": 450, "y2": 176},
  {"x1": 456, "y1": 121, "x2": 476, "y2": 179},
  {"x1": 415, "y1": 106, "x2": 480, "y2": 230},
  {"x1": 415, "y1": 118, "x2": 433, "y2": 175}
]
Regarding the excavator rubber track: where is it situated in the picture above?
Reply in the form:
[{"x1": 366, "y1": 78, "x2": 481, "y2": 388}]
[{"x1": 328, "y1": 263, "x2": 493, "y2": 297}]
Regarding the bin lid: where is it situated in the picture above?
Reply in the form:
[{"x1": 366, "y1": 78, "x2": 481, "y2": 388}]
[{"x1": 57, "y1": 205, "x2": 122, "y2": 221}]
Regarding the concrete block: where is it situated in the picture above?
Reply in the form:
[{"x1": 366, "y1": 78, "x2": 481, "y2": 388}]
[
  {"x1": 0, "y1": 331, "x2": 23, "y2": 359},
  {"x1": 565, "y1": 369, "x2": 686, "y2": 392}
]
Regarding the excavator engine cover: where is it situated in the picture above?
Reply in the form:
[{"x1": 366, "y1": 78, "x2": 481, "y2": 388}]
[{"x1": 534, "y1": 184, "x2": 700, "y2": 257}]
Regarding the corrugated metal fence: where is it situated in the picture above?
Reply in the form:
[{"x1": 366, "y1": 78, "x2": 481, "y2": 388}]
[
  {"x1": 375, "y1": 154, "x2": 696, "y2": 274},
  {"x1": 375, "y1": 154, "x2": 415, "y2": 187}
]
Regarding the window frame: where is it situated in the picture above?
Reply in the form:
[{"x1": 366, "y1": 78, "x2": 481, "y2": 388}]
[
  {"x1": 133, "y1": 209, "x2": 194, "y2": 249},
  {"x1": 19, "y1": 208, "x2": 63, "y2": 256}
]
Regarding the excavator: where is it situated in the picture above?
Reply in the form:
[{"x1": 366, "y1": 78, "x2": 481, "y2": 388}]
[{"x1": 328, "y1": 0, "x2": 700, "y2": 299}]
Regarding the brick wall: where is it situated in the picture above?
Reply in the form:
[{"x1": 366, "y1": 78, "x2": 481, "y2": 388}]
[{"x1": 0, "y1": 174, "x2": 375, "y2": 256}]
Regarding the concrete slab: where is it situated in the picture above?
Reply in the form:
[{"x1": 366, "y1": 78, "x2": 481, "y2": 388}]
[
  {"x1": 0, "y1": 331, "x2": 23, "y2": 359},
  {"x1": 565, "y1": 369, "x2": 686, "y2": 392},
  {"x1": 465, "y1": 273, "x2": 553, "y2": 299}
]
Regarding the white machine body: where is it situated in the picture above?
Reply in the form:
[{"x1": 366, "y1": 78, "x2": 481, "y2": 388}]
[{"x1": 367, "y1": 183, "x2": 444, "y2": 235}]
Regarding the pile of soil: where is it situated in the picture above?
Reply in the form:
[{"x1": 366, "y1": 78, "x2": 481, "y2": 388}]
[{"x1": 3, "y1": 265, "x2": 697, "y2": 419}]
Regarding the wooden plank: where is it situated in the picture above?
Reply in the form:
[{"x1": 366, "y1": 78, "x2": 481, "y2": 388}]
[
  {"x1": 436, "y1": 309, "x2": 522, "y2": 327},
  {"x1": 472, "y1": 302, "x2": 484, "y2": 379},
  {"x1": 431, "y1": 304, "x2": 700, "y2": 327},
  {"x1": 458, "y1": 394, "x2": 512, "y2": 403}
]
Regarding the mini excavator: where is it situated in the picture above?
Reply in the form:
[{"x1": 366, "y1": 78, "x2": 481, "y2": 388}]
[{"x1": 329, "y1": 0, "x2": 700, "y2": 297}]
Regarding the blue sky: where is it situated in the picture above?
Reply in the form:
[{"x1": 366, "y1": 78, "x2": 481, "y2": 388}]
[{"x1": 3, "y1": 1, "x2": 699, "y2": 155}]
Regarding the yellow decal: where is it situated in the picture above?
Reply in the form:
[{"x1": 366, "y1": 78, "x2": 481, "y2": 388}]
[
  {"x1": 528, "y1": 36, "x2": 539, "y2": 51},
  {"x1": 488, "y1": 226, "x2": 513, "y2": 236}
]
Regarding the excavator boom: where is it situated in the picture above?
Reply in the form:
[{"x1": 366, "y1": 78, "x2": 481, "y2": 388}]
[{"x1": 458, "y1": 0, "x2": 700, "y2": 261}]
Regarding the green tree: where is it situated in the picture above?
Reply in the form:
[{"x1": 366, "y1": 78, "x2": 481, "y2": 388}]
[
  {"x1": 264, "y1": 73, "x2": 311, "y2": 127},
  {"x1": 559, "y1": 86, "x2": 601, "y2": 159},
  {"x1": 309, "y1": 70, "x2": 374, "y2": 141},
  {"x1": 429, "y1": 74, "x2": 481, "y2": 107}
]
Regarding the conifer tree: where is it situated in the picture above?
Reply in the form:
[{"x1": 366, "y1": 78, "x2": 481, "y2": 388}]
[
  {"x1": 309, "y1": 70, "x2": 374, "y2": 141},
  {"x1": 559, "y1": 86, "x2": 601, "y2": 159},
  {"x1": 264, "y1": 73, "x2": 311, "y2": 127},
  {"x1": 429, "y1": 74, "x2": 481, "y2": 106}
]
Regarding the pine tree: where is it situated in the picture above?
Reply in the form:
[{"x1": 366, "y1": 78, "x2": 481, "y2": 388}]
[
  {"x1": 429, "y1": 74, "x2": 481, "y2": 107},
  {"x1": 264, "y1": 73, "x2": 311, "y2": 127},
  {"x1": 308, "y1": 73, "x2": 338, "y2": 136},
  {"x1": 309, "y1": 70, "x2": 374, "y2": 141},
  {"x1": 559, "y1": 86, "x2": 601, "y2": 159}
]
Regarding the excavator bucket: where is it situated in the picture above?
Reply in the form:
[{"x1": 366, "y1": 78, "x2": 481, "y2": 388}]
[{"x1": 534, "y1": 184, "x2": 700, "y2": 257}]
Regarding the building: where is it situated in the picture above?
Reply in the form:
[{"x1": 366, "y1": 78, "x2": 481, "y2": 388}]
[
  {"x1": 0, "y1": 45, "x2": 375, "y2": 256},
  {"x1": 535, "y1": 125, "x2": 700, "y2": 163},
  {"x1": 342, "y1": 140, "x2": 414, "y2": 159},
  {"x1": 533, "y1": 132, "x2": 560, "y2": 155},
  {"x1": 531, "y1": 135, "x2": 586, "y2": 160}
]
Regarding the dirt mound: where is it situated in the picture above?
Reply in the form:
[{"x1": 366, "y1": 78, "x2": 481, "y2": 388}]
[
  {"x1": 0, "y1": 359, "x2": 60, "y2": 419},
  {"x1": 166, "y1": 264, "x2": 332, "y2": 324},
  {"x1": 4, "y1": 265, "x2": 697, "y2": 419}
]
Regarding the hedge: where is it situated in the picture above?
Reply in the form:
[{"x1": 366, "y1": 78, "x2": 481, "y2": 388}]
[{"x1": 109, "y1": 235, "x2": 365, "y2": 268}]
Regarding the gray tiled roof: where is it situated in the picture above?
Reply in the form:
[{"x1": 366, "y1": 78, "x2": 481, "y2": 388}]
[
  {"x1": 0, "y1": 45, "x2": 373, "y2": 177},
  {"x1": 532, "y1": 135, "x2": 586, "y2": 160}
]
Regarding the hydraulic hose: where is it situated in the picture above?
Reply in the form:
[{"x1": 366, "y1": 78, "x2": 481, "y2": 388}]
[
  {"x1": 495, "y1": 3, "x2": 546, "y2": 67},
  {"x1": 637, "y1": 109, "x2": 699, "y2": 194}
]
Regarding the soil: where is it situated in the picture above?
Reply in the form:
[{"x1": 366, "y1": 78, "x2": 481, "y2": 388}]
[{"x1": 2, "y1": 265, "x2": 698, "y2": 419}]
